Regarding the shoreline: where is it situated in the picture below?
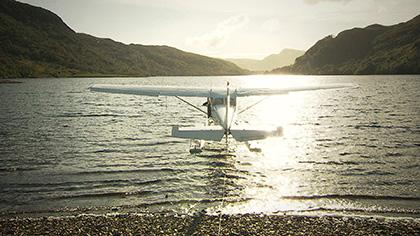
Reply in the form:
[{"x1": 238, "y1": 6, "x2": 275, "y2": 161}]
[
  {"x1": 1, "y1": 213, "x2": 419, "y2": 235},
  {"x1": 0, "y1": 80, "x2": 23, "y2": 84}
]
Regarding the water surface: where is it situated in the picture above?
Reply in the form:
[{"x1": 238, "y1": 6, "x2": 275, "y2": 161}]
[{"x1": 0, "y1": 75, "x2": 419, "y2": 218}]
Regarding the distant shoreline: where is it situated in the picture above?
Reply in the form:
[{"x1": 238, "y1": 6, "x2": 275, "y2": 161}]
[
  {"x1": 0, "y1": 80, "x2": 22, "y2": 84},
  {"x1": 2, "y1": 73, "x2": 420, "y2": 80}
]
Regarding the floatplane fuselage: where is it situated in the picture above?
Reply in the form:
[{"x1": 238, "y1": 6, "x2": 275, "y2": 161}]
[{"x1": 206, "y1": 82, "x2": 236, "y2": 137}]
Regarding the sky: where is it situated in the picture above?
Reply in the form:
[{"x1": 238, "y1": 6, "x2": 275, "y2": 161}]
[{"x1": 19, "y1": 0, "x2": 420, "y2": 59}]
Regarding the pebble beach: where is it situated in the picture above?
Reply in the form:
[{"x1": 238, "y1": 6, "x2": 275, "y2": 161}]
[{"x1": 1, "y1": 213, "x2": 419, "y2": 235}]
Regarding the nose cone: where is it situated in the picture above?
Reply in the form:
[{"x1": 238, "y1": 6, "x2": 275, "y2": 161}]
[{"x1": 214, "y1": 105, "x2": 235, "y2": 130}]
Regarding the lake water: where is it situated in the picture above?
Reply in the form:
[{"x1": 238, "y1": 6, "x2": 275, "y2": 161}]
[{"x1": 0, "y1": 75, "x2": 419, "y2": 218}]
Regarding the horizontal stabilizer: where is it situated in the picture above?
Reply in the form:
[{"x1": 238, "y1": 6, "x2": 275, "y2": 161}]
[
  {"x1": 230, "y1": 126, "x2": 283, "y2": 141},
  {"x1": 172, "y1": 126, "x2": 225, "y2": 141}
]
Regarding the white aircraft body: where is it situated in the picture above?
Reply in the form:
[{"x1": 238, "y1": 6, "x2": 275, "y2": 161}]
[{"x1": 90, "y1": 82, "x2": 355, "y2": 151}]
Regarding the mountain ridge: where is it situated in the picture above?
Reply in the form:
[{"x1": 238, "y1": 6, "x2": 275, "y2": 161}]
[
  {"x1": 226, "y1": 49, "x2": 304, "y2": 71},
  {"x1": 270, "y1": 14, "x2": 420, "y2": 75},
  {"x1": 0, "y1": 0, "x2": 246, "y2": 78}
]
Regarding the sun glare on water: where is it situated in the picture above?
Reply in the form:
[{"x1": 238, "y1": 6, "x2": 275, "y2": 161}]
[{"x1": 226, "y1": 75, "x2": 329, "y2": 214}]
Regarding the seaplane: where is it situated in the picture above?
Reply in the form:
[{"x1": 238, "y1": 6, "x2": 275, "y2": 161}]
[{"x1": 90, "y1": 82, "x2": 355, "y2": 153}]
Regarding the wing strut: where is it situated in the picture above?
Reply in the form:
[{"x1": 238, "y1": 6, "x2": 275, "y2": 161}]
[
  {"x1": 175, "y1": 96, "x2": 208, "y2": 115},
  {"x1": 238, "y1": 96, "x2": 270, "y2": 115}
]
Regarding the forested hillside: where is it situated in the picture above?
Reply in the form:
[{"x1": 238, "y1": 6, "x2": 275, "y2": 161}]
[
  {"x1": 271, "y1": 14, "x2": 420, "y2": 75},
  {"x1": 0, "y1": 0, "x2": 246, "y2": 78}
]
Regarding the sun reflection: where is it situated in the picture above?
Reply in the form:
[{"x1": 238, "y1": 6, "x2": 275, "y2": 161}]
[
  {"x1": 227, "y1": 75, "x2": 334, "y2": 214},
  {"x1": 229, "y1": 138, "x2": 309, "y2": 214}
]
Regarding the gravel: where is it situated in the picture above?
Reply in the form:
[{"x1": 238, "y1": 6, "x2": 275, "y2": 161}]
[{"x1": 1, "y1": 213, "x2": 419, "y2": 235}]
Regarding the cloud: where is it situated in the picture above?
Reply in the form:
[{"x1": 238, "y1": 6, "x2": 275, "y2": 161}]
[
  {"x1": 303, "y1": 0, "x2": 353, "y2": 5},
  {"x1": 262, "y1": 18, "x2": 281, "y2": 33},
  {"x1": 186, "y1": 14, "x2": 249, "y2": 51}
]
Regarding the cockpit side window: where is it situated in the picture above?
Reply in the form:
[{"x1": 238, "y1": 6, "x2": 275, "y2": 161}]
[{"x1": 213, "y1": 98, "x2": 224, "y2": 105}]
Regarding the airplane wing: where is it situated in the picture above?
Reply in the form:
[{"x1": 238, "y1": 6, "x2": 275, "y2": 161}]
[
  {"x1": 235, "y1": 83, "x2": 356, "y2": 97},
  {"x1": 90, "y1": 84, "x2": 225, "y2": 97},
  {"x1": 91, "y1": 83, "x2": 356, "y2": 97}
]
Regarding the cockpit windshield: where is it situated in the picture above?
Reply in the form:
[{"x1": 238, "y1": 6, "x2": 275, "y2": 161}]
[{"x1": 211, "y1": 97, "x2": 236, "y2": 106}]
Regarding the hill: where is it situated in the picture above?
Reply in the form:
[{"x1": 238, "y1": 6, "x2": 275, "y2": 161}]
[
  {"x1": 270, "y1": 14, "x2": 420, "y2": 75},
  {"x1": 0, "y1": 0, "x2": 246, "y2": 78},
  {"x1": 226, "y1": 49, "x2": 304, "y2": 71}
]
